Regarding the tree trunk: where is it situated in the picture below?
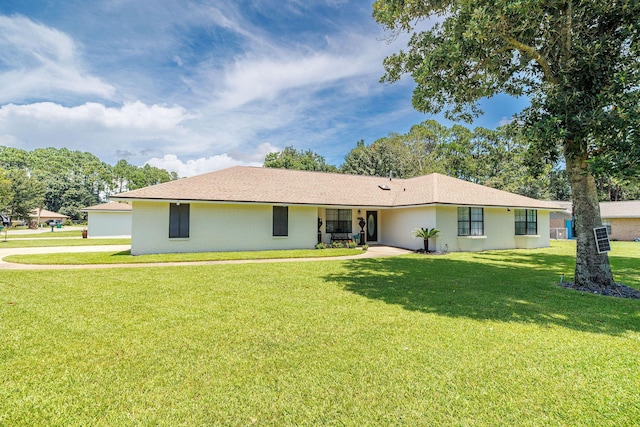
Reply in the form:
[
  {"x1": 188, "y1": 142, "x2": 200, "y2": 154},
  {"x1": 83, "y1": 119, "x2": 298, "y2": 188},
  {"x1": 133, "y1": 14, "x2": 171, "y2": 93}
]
[
  {"x1": 423, "y1": 238, "x2": 429, "y2": 252},
  {"x1": 565, "y1": 152, "x2": 616, "y2": 289}
]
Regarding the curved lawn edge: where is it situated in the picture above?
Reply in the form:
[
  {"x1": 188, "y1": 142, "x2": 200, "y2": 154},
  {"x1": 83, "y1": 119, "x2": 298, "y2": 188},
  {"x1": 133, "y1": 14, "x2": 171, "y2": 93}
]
[{"x1": 3, "y1": 248, "x2": 366, "y2": 265}]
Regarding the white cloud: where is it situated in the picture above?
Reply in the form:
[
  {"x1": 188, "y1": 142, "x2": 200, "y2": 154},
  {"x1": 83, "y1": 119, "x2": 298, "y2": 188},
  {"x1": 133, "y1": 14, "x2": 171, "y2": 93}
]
[
  {"x1": 232, "y1": 142, "x2": 281, "y2": 164},
  {"x1": 0, "y1": 133, "x2": 19, "y2": 147},
  {"x1": 146, "y1": 142, "x2": 279, "y2": 177},
  {"x1": 0, "y1": 15, "x2": 115, "y2": 102},
  {"x1": 0, "y1": 101, "x2": 202, "y2": 164},
  {"x1": 215, "y1": 54, "x2": 362, "y2": 109},
  {"x1": 0, "y1": 101, "x2": 192, "y2": 130},
  {"x1": 498, "y1": 116, "x2": 516, "y2": 127},
  {"x1": 208, "y1": 24, "x2": 391, "y2": 109}
]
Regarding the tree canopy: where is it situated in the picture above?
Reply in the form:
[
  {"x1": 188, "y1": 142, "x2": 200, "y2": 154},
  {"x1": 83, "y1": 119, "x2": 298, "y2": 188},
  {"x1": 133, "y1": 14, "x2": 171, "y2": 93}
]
[
  {"x1": 0, "y1": 146, "x2": 177, "y2": 221},
  {"x1": 264, "y1": 146, "x2": 338, "y2": 172},
  {"x1": 4, "y1": 169, "x2": 44, "y2": 222},
  {"x1": 0, "y1": 169, "x2": 13, "y2": 214},
  {"x1": 262, "y1": 120, "x2": 638, "y2": 203},
  {"x1": 341, "y1": 121, "x2": 571, "y2": 200},
  {"x1": 373, "y1": 0, "x2": 640, "y2": 290}
]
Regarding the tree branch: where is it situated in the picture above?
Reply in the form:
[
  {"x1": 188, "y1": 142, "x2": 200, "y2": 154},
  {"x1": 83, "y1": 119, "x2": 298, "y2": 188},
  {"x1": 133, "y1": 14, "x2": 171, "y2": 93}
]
[{"x1": 505, "y1": 37, "x2": 557, "y2": 84}]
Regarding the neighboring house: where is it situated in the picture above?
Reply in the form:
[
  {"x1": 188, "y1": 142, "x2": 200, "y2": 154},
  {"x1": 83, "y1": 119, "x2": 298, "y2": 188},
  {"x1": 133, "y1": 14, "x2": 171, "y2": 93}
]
[
  {"x1": 82, "y1": 202, "x2": 132, "y2": 237},
  {"x1": 30, "y1": 208, "x2": 69, "y2": 227},
  {"x1": 549, "y1": 201, "x2": 573, "y2": 239},
  {"x1": 111, "y1": 166, "x2": 562, "y2": 255},
  {"x1": 549, "y1": 200, "x2": 640, "y2": 241},
  {"x1": 600, "y1": 201, "x2": 640, "y2": 241}
]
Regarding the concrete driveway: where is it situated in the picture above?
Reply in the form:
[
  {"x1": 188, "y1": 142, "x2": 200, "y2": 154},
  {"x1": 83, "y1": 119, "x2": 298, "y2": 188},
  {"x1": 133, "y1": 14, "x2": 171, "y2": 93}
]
[{"x1": 0, "y1": 244, "x2": 413, "y2": 270}]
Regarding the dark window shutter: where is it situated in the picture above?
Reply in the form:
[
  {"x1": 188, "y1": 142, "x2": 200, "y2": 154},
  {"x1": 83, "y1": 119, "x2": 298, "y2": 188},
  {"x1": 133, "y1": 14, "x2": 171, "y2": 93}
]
[
  {"x1": 169, "y1": 203, "x2": 190, "y2": 238},
  {"x1": 273, "y1": 206, "x2": 288, "y2": 236}
]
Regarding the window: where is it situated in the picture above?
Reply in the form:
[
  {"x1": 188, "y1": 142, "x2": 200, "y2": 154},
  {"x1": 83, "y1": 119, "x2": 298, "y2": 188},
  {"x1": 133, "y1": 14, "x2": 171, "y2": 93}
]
[
  {"x1": 514, "y1": 209, "x2": 538, "y2": 235},
  {"x1": 602, "y1": 219, "x2": 611, "y2": 236},
  {"x1": 169, "y1": 203, "x2": 190, "y2": 238},
  {"x1": 273, "y1": 206, "x2": 288, "y2": 237},
  {"x1": 326, "y1": 209, "x2": 352, "y2": 233},
  {"x1": 458, "y1": 207, "x2": 484, "y2": 236}
]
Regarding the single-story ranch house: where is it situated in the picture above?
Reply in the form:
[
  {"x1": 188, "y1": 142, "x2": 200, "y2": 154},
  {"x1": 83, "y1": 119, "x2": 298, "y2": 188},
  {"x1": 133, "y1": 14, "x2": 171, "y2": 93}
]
[
  {"x1": 29, "y1": 208, "x2": 69, "y2": 228},
  {"x1": 549, "y1": 201, "x2": 573, "y2": 239},
  {"x1": 111, "y1": 166, "x2": 562, "y2": 256},
  {"x1": 81, "y1": 201, "x2": 132, "y2": 237},
  {"x1": 600, "y1": 201, "x2": 640, "y2": 241}
]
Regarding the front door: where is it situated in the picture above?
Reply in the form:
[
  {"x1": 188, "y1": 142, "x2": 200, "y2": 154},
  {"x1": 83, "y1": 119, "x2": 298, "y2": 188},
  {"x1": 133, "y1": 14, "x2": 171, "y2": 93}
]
[{"x1": 366, "y1": 211, "x2": 378, "y2": 242}]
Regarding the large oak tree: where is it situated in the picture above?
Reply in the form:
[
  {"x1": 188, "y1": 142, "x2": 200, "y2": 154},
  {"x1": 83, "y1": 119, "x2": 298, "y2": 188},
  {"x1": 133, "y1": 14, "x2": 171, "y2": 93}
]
[{"x1": 373, "y1": 0, "x2": 640, "y2": 290}]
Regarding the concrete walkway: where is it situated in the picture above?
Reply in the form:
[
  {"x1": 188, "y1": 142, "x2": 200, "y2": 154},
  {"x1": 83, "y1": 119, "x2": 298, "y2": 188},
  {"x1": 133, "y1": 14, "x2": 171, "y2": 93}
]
[{"x1": 0, "y1": 244, "x2": 413, "y2": 270}]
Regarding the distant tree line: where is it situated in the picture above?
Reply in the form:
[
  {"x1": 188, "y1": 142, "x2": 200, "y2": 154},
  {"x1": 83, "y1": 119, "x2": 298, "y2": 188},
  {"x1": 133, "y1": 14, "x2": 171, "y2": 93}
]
[
  {"x1": 0, "y1": 146, "x2": 177, "y2": 222},
  {"x1": 263, "y1": 147, "x2": 338, "y2": 173},
  {"x1": 264, "y1": 121, "x2": 640, "y2": 202}
]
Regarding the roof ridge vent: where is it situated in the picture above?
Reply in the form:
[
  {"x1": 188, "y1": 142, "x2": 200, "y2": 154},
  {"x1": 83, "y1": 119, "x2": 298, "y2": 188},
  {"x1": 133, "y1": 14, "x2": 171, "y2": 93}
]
[{"x1": 378, "y1": 184, "x2": 391, "y2": 191}]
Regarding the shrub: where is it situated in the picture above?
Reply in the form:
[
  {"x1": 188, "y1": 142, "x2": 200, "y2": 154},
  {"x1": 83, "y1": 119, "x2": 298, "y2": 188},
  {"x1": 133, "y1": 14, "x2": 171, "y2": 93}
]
[
  {"x1": 315, "y1": 242, "x2": 328, "y2": 249},
  {"x1": 330, "y1": 241, "x2": 344, "y2": 249},
  {"x1": 346, "y1": 240, "x2": 358, "y2": 249}
]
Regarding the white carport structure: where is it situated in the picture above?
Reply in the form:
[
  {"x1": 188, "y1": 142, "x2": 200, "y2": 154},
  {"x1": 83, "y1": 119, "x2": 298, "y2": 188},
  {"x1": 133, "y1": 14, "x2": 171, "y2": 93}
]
[{"x1": 82, "y1": 202, "x2": 132, "y2": 237}]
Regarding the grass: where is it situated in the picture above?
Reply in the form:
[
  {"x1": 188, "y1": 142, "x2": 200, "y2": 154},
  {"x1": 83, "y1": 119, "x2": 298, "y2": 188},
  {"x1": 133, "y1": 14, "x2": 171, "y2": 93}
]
[
  {"x1": 0, "y1": 228, "x2": 130, "y2": 248},
  {"x1": 1, "y1": 241, "x2": 639, "y2": 426},
  {"x1": 2, "y1": 229, "x2": 85, "y2": 239},
  {"x1": 0, "y1": 238, "x2": 131, "y2": 248},
  {"x1": 4, "y1": 248, "x2": 364, "y2": 264}
]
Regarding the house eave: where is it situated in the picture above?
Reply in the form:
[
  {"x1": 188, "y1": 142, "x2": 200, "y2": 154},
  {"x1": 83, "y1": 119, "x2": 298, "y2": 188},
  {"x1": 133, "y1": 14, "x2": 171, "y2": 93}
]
[
  {"x1": 110, "y1": 196, "x2": 393, "y2": 209},
  {"x1": 110, "y1": 196, "x2": 557, "y2": 212},
  {"x1": 393, "y1": 202, "x2": 561, "y2": 211},
  {"x1": 81, "y1": 209, "x2": 132, "y2": 213}
]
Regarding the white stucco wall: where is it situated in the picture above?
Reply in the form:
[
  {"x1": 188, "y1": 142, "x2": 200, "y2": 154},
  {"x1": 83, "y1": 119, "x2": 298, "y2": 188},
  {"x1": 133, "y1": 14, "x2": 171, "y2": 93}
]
[
  {"x1": 130, "y1": 201, "x2": 552, "y2": 254},
  {"x1": 130, "y1": 201, "x2": 317, "y2": 255},
  {"x1": 433, "y1": 206, "x2": 459, "y2": 252},
  {"x1": 87, "y1": 211, "x2": 132, "y2": 237},
  {"x1": 380, "y1": 206, "x2": 438, "y2": 250},
  {"x1": 436, "y1": 205, "x2": 551, "y2": 252},
  {"x1": 377, "y1": 205, "x2": 552, "y2": 252}
]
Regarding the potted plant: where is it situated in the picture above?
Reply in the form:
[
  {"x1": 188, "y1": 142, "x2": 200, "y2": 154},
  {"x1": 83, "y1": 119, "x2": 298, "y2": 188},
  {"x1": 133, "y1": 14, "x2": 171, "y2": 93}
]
[{"x1": 412, "y1": 227, "x2": 440, "y2": 253}]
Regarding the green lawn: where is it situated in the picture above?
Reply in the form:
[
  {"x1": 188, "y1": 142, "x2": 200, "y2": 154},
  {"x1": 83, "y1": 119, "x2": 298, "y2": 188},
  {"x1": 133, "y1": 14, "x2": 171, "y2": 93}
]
[
  {"x1": 4, "y1": 248, "x2": 364, "y2": 264},
  {"x1": 0, "y1": 237, "x2": 131, "y2": 248},
  {"x1": 0, "y1": 228, "x2": 130, "y2": 248},
  {"x1": 1, "y1": 241, "x2": 639, "y2": 426},
  {"x1": 2, "y1": 229, "x2": 86, "y2": 239}
]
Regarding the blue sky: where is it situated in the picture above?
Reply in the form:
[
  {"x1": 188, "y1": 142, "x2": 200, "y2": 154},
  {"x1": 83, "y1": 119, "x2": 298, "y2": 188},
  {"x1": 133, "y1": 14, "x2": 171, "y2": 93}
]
[{"x1": 0, "y1": 0, "x2": 527, "y2": 177}]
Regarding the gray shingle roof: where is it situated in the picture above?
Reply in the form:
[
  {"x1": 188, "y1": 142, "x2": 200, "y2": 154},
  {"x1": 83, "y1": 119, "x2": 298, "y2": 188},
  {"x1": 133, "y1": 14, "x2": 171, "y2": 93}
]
[
  {"x1": 600, "y1": 200, "x2": 640, "y2": 218},
  {"x1": 111, "y1": 166, "x2": 562, "y2": 210},
  {"x1": 547, "y1": 200, "x2": 640, "y2": 218},
  {"x1": 82, "y1": 201, "x2": 132, "y2": 212},
  {"x1": 30, "y1": 208, "x2": 69, "y2": 219}
]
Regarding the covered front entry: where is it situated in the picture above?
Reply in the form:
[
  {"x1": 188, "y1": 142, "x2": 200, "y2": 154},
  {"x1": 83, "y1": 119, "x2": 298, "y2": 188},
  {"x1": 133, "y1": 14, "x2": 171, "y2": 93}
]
[{"x1": 366, "y1": 211, "x2": 378, "y2": 242}]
